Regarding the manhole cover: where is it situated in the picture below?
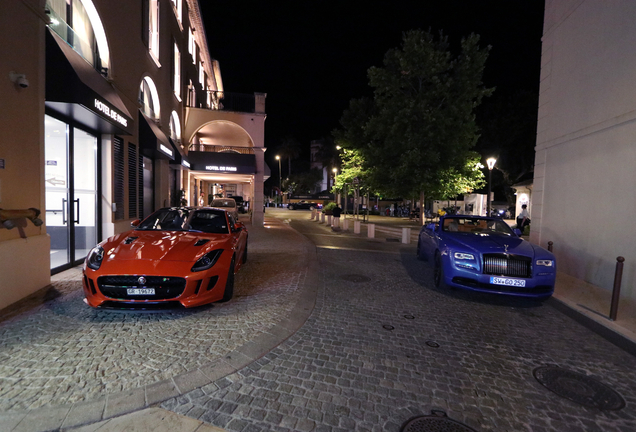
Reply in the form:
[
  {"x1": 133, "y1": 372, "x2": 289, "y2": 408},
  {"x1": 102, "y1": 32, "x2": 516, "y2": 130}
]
[
  {"x1": 533, "y1": 366, "x2": 625, "y2": 410},
  {"x1": 400, "y1": 410, "x2": 477, "y2": 432},
  {"x1": 404, "y1": 315, "x2": 415, "y2": 320},
  {"x1": 341, "y1": 274, "x2": 371, "y2": 283},
  {"x1": 425, "y1": 341, "x2": 440, "y2": 348},
  {"x1": 383, "y1": 324, "x2": 395, "y2": 331}
]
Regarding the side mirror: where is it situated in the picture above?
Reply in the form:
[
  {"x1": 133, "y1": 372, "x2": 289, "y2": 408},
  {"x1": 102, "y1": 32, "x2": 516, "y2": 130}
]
[
  {"x1": 426, "y1": 223, "x2": 436, "y2": 231},
  {"x1": 131, "y1": 219, "x2": 141, "y2": 227},
  {"x1": 513, "y1": 228, "x2": 522, "y2": 237}
]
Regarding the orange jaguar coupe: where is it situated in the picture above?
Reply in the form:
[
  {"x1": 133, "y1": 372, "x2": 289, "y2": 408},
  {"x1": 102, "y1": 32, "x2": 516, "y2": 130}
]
[{"x1": 82, "y1": 207, "x2": 247, "y2": 309}]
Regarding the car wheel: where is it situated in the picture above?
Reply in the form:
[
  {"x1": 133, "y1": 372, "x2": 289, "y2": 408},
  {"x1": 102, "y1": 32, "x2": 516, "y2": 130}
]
[
  {"x1": 220, "y1": 257, "x2": 235, "y2": 302},
  {"x1": 242, "y1": 241, "x2": 248, "y2": 264},
  {"x1": 433, "y1": 252, "x2": 446, "y2": 289},
  {"x1": 309, "y1": 206, "x2": 315, "y2": 211},
  {"x1": 289, "y1": 205, "x2": 294, "y2": 210}
]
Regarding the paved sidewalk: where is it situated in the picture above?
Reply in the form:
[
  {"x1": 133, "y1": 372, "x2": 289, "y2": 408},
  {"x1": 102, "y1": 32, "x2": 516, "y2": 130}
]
[{"x1": 0, "y1": 216, "x2": 319, "y2": 432}]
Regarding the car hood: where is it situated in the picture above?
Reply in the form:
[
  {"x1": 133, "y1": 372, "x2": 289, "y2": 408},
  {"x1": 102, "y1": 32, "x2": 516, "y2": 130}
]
[
  {"x1": 100, "y1": 230, "x2": 229, "y2": 262},
  {"x1": 446, "y1": 232, "x2": 536, "y2": 257}
]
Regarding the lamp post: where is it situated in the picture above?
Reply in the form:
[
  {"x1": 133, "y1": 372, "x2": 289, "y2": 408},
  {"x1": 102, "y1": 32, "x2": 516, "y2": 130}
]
[
  {"x1": 332, "y1": 167, "x2": 338, "y2": 205},
  {"x1": 275, "y1": 155, "x2": 281, "y2": 206},
  {"x1": 486, "y1": 157, "x2": 497, "y2": 216}
]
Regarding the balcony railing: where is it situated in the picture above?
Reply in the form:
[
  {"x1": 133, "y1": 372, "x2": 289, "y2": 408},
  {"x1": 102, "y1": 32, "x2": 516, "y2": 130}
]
[
  {"x1": 189, "y1": 144, "x2": 254, "y2": 155},
  {"x1": 46, "y1": 4, "x2": 105, "y2": 75}
]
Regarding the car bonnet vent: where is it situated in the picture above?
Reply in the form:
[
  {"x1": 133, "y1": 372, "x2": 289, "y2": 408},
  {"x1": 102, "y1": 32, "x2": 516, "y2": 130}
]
[
  {"x1": 123, "y1": 236, "x2": 138, "y2": 244},
  {"x1": 194, "y1": 239, "x2": 209, "y2": 246}
]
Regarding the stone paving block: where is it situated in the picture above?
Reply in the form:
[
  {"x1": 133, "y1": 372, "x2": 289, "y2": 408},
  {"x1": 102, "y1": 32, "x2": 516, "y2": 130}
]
[
  {"x1": 173, "y1": 369, "x2": 211, "y2": 395},
  {"x1": 104, "y1": 387, "x2": 146, "y2": 419},
  {"x1": 12, "y1": 406, "x2": 69, "y2": 432},
  {"x1": 61, "y1": 396, "x2": 107, "y2": 429},
  {"x1": 145, "y1": 379, "x2": 180, "y2": 406}
]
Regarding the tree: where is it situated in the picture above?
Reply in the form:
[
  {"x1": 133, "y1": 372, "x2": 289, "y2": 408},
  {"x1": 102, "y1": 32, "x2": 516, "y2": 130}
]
[
  {"x1": 429, "y1": 152, "x2": 486, "y2": 200},
  {"x1": 285, "y1": 169, "x2": 323, "y2": 195},
  {"x1": 278, "y1": 136, "x2": 301, "y2": 177},
  {"x1": 313, "y1": 136, "x2": 340, "y2": 190},
  {"x1": 337, "y1": 30, "x2": 493, "y2": 202}
]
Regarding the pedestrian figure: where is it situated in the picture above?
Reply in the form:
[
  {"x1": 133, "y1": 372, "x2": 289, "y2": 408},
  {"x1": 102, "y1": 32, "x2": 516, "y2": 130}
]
[
  {"x1": 517, "y1": 204, "x2": 530, "y2": 232},
  {"x1": 332, "y1": 204, "x2": 342, "y2": 230}
]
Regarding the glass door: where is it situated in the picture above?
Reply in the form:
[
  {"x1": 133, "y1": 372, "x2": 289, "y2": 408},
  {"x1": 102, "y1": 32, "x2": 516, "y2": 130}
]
[
  {"x1": 73, "y1": 128, "x2": 97, "y2": 262},
  {"x1": 45, "y1": 116, "x2": 70, "y2": 269},
  {"x1": 45, "y1": 116, "x2": 98, "y2": 271}
]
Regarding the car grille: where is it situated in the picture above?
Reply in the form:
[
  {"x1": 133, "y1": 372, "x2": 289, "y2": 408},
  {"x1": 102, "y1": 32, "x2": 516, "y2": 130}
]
[
  {"x1": 482, "y1": 254, "x2": 532, "y2": 278},
  {"x1": 97, "y1": 276, "x2": 186, "y2": 300}
]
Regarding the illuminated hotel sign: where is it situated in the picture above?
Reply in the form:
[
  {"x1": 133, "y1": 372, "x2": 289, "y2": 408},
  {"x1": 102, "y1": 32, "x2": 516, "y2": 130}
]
[
  {"x1": 160, "y1": 144, "x2": 174, "y2": 157},
  {"x1": 94, "y1": 99, "x2": 128, "y2": 127},
  {"x1": 182, "y1": 160, "x2": 191, "y2": 168},
  {"x1": 205, "y1": 165, "x2": 237, "y2": 172}
]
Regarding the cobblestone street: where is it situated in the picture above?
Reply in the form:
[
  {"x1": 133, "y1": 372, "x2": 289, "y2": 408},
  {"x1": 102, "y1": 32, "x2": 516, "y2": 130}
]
[{"x1": 163, "y1": 214, "x2": 636, "y2": 431}]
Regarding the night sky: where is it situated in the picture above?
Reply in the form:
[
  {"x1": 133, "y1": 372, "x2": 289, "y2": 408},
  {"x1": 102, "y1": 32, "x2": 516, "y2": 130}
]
[{"x1": 200, "y1": 1, "x2": 545, "y2": 168}]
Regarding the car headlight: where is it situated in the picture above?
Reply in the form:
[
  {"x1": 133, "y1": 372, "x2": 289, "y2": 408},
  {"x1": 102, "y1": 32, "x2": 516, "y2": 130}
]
[
  {"x1": 536, "y1": 259, "x2": 554, "y2": 267},
  {"x1": 86, "y1": 246, "x2": 104, "y2": 270},
  {"x1": 191, "y1": 249, "x2": 224, "y2": 272},
  {"x1": 454, "y1": 252, "x2": 475, "y2": 260}
]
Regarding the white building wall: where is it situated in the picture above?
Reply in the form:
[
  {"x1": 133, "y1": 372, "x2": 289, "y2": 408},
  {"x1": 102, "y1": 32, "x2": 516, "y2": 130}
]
[{"x1": 532, "y1": 0, "x2": 636, "y2": 298}]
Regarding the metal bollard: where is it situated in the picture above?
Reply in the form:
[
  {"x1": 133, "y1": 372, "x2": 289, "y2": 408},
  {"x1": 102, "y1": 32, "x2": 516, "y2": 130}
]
[
  {"x1": 368, "y1": 223, "x2": 375, "y2": 238},
  {"x1": 548, "y1": 241, "x2": 553, "y2": 252},
  {"x1": 310, "y1": 210, "x2": 315, "y2": 220},
  {"x1": 342, "y1": 218, "x2": 349, "y2": 231},
  {"x1": 609, "y1": 256, "x2": 625, "y2": 321},
  {"x1": 354, "y1": 220, "x2": 361, "y2": 234},
  {"x1": 327, "y1": 215, "x2": 332, "y2": 226},
  {"x1": 402, "y1": 227, "x2": 411, "y2": 244},
  {"x1": 320, "y1": 213, "x2": 325, "y2": 223}
]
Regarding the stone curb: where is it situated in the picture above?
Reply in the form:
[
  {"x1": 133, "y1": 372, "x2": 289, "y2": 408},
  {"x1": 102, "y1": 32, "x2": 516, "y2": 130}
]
[{"x1": 0, "y1": 221, "x2": 320, "y2": 432}]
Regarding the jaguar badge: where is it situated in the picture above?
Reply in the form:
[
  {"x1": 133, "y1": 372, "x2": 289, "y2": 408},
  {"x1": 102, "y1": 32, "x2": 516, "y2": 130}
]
[
  {"x1": 138, "y1": 276, "x2": 146, "y2": 285},
  {"x1": 504, "y1": 244, "x2": 509, "y2": 253}
]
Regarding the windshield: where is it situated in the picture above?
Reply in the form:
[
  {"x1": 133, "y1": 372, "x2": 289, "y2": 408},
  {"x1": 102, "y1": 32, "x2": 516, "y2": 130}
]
[
  {"x1": 442, "y1": 218, "x2": 514, "y2": 236},
  {"x1": 136, "y1": 208, "x2": 229, "y2": 234},
  {"x1": 210, "y1": 199, "x2": 236, "y2": 208}
]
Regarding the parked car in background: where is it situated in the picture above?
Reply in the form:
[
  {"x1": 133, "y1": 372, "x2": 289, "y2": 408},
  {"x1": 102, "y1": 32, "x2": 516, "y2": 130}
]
[
  {"x1": 83, "y1": 207, "x2": 248, "y2": 309},
  {"x1": 288, "y1": 200, "x2": 318, "y2": 210},
  {"x1": 416, "y1": 215, "x2": 556, "y2": 300},
  {"x1": 210, "y1": 198, "x2": 239, "y2": 220},
  {"x1": 231, "y1": 196, "x2": 248, "y2": 213}
]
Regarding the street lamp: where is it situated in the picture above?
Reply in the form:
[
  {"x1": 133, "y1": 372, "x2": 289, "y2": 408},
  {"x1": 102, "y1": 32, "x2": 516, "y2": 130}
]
[
  {"x1": 275, "y1": 155, "x2": 281, "y2": 206},
  {"x1": 486, "y1": 157, "x2": 497, "y2": 216}
]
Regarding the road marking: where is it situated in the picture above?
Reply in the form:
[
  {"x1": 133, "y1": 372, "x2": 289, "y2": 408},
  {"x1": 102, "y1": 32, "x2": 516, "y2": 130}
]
[{"x1": 316, "y1": 245, "x2": 402, "y2": 254}]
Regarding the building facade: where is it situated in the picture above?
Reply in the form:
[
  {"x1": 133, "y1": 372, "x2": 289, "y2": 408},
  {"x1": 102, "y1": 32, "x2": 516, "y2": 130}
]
[
  {"x1": 0, "y1": 0, "x2": 266, "y2": 310},
  {"x1": 532, "y1": 0, "x2": 635, "y2": 299}
]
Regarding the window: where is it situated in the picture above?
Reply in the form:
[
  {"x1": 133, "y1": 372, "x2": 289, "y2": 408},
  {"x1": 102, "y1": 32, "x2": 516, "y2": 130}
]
[
  {"x1": 188, "y1": 28, "x2": 196, "y2": 64},
  {"x1": 173, "y1": 42, "x2": 181, "y2": 100},
  {"x1": 171, "y1": 0, "x2": 182, "y2": 25},
  {"x1": 169, "y1": 111, "x2": 181, "y2": 144},
  {"x1": 198, "y1": 61, "x2": 204, "y2": 86},
  {"x1": 139, "y1": 76, "x2": 160, "y2": 120},
  {"x1": 148, "y1": 0, "x2": 160, "y2": 66}
]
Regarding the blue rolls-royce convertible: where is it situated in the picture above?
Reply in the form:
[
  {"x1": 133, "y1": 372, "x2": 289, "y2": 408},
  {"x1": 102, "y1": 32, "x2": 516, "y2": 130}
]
[{"x1": 417, "y1": 215, "x2": 556, "y2": 299}]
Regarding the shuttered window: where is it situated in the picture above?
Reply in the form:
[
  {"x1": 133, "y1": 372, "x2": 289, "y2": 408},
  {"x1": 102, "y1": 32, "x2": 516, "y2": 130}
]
[
  {"x1": 113, "y1": 136, "x2": 125, "y2": 220},
  {"x1": 128, "y1": 143, "x2": 138, "y2": 218}
]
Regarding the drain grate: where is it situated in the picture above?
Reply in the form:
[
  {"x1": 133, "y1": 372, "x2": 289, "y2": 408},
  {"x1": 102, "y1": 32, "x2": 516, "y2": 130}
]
[
  {"x1": 533, "y1": 366, "x2": 625, "y2": 410},
  {"x1": 400, "y1": 410, "x2": 477, "y2": 432},
  {"x1": 341, "y1": 274, "x2": 371, "y2": 283}
]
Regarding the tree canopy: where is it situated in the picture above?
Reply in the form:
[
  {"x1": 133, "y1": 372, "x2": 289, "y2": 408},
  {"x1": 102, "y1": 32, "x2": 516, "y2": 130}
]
[{"x1": 335, "y1": 29, "x2": 493, "y2": 200}]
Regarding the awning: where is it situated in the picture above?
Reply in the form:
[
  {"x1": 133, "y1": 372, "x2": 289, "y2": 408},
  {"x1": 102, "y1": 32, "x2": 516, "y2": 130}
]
[
  {"x1": 169, "y1": 139, "x2": 191, "y2": 170},
  {"x1": 188, "y1": 151, "x2": 256, "y2": 175},
  {"x1": 139, "y1": 112, "x2": 175, "y2": 161},
  {"x1": 45, "y1": 29, "x2": 133, "y2": 135}
]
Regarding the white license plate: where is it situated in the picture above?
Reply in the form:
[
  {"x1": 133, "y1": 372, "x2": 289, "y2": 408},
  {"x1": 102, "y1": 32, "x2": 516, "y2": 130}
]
[
  {"x1": 127, "y1": 288, "x2": 155, "y2": 295},
  {"x1": 490, "y1": 277, "x2": 526, "y2": 287}
]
